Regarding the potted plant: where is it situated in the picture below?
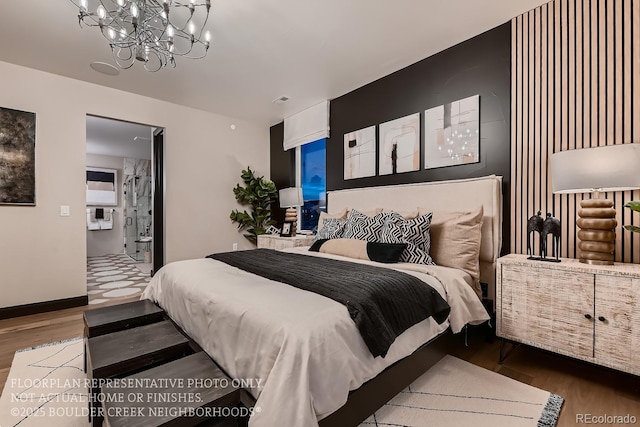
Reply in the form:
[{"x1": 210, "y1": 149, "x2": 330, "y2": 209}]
[
  {"x1": 230, "y1": 167, "x2": 278, "y2": 244},
  {"x1": 623, "y1": 201, "x2": 640, "y2": 233}
]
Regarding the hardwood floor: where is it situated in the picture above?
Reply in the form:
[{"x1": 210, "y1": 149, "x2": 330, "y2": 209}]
[
  {"x1": 0, "y1": 296, "x2": 139, "y2": 394},
  {"x1": 1, "y1": 306, "x2": 638, "y2": 426}
]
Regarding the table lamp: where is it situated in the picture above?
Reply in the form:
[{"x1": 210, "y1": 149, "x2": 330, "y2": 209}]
[
  {"x1": 551, "y1": 144, "x2": 640, "y2": 265},
  {"x1": 279, "y1": 187, "x2": 303, "y2": 237}
]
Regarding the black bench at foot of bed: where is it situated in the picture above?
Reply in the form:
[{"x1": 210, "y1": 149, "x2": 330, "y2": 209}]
[
  {"x1": 102, "y1": 352, "x2": 243, "y2": 427},
  {"x1": 84, "y1": 301, "x2": 248, "y2": 427},
  {"x1": 84, "y1": 300, "x2": 449, "y2": 427}
]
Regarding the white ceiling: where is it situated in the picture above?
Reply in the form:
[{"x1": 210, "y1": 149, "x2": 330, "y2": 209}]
[
  {"x1": 0, "y1": 1, "x2": 549, "y2": 126},
  {"x1": 86, "y1": 116, "x2": 152, "y2": 160}
]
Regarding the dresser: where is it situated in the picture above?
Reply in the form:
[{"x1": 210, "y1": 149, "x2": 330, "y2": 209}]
[
  {"x1": 257, "y1": 234, "x2": 315, "y2": 250},
  {"x1": 496, "y1": 254, "x2": 640, "y2": 376}
]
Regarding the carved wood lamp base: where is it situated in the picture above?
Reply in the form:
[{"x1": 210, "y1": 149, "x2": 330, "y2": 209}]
[
  {"x1": 576, "y1": 198, "x2": 617, "y2": 266},
  {"x1": 284, "y1": 207, "x2": 297, "y2": 237}
]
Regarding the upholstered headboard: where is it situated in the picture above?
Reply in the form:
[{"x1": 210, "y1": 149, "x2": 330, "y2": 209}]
[{"x1": 327, "y1": 175, "x2": 503, "y2": 300}]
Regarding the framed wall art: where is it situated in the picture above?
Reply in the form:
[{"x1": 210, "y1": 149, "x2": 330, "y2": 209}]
[
  {"x1": 424, "y1": 94, "x2": 480, "y2": 170},
  {"x1": 378, "y1": 113, "x2": 420, "y2": 176},
  {"x1": 0, "y1": 107, "x2": 36, "y2": 205},
  {"x1": 344, "y1": 125, "x2": 376, "y2": 180}
]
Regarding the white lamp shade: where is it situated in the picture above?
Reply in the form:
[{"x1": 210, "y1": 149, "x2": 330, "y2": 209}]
[
  {"x1": 279, "y1": 187, "x2": 303, "y2": 208},
  {"x1": 551, "y1": 144, "x2": 640, "y2": 194}
]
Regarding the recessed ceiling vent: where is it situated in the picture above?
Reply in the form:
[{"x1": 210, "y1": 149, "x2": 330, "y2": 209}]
[
  {"x1": 90, "y1": 62, "x2": 120, "y2": 76},
  {"x1": 272, "y1": 96, "x2": 290, "y2": 104}
]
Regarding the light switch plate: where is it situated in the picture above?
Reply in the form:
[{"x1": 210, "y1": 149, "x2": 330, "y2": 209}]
[{"x1": 60, "y1": 205, "x2": 70, "y2": 217}]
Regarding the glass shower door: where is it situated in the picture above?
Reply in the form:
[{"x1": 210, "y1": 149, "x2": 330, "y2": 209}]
[{"x1": 124, "y1": 177, "x2": 140, "y2": 260}]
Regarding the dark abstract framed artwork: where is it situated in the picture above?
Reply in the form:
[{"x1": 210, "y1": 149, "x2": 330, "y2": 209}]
[{"x1": 0, "y1": 107, "x2": 36, "y2": 205}]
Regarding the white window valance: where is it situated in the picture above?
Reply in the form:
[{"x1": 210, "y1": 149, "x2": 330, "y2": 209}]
[{"x1": 283, "y1": 100, "x2": 330, "y2": 151}]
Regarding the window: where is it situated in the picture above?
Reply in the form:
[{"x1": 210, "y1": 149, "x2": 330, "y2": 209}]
[
  {"x1": 86, "y1": 167, "x2": 117, "y2": 206},
  {"x1": 297, "y1": 138, "x2": 326, "y2": 231}
]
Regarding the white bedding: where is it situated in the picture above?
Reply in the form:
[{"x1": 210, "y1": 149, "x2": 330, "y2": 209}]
[{"x1": 141, "y1": 248, "x2": 489, "y2": 427}]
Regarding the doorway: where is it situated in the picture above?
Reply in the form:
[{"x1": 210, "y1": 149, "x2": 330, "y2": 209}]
[{"x1": 85, "y1": 115, "x2": 164, "y2": 305}]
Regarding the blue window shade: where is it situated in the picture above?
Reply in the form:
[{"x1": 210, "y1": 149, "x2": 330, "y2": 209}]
[{"x1": 300, "y1": 138, "x2": 326, "y2": 231}]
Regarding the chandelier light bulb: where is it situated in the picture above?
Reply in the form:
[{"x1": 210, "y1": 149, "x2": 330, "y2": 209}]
[
  {"x1": 97, "y1": 5, "x2": 107, "y2": 19},
  {"x1": 80, "y1": 0, "x2": 88, "y2": 12},
  {"x1": 204, "y1": 30, "x2": 211, "y2": 42},
  {"x1": 130, "y1": 3, "x2": 139, "y2": 18},
  {"x1": 120, "y1": 28, "x2": 127, "y2": 39},
  {"x1": 188, "y1": 21, "x2": 196, "y2": 35},
  {"x1": 117, "y1": 0, "x2": 125, "y2": 6},
  {"x1": 166, "y1": 25, "x2": 175, "y2": 38},
  {"x1": 108, "y1": 27, "x2": 116, "y2": 40}
]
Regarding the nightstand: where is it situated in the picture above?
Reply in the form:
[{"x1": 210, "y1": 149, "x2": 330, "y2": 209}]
[
  {"x1": 257, "y1": 234, "x2": 315, "y2": 250},
  {"x1": 496, "y1": 254, "x2": 640, "y2": 376}
]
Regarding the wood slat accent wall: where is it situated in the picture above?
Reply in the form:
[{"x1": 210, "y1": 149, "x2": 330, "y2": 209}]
[{"x1": 511, "y1": 0, "x2": 640, "y2": 263}]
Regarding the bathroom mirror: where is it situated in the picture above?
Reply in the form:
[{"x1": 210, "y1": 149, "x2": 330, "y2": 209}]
[{"x1": 86, "y1": 167, "x2": 117, "y2": 206}]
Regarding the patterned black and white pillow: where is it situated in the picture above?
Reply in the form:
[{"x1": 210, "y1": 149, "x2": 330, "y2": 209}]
[
  {"x1": 342, "y1": 210, "x2": 388, "y2": 242},
  {"x1": 380, "y1": 212, "x2": 435, "y2": 265},
  {"x1": 315, "y1": 217, "x2": 346, "y2": 241}
]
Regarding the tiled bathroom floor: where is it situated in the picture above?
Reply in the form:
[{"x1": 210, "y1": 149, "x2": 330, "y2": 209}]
[{"x1": 86, "y1": 254, "x2": 151, "y2": 304}]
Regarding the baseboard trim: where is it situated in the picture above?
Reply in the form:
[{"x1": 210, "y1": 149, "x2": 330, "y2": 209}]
[{"x1": 0, "y1": 295, "x2": 88, "y2": 320}]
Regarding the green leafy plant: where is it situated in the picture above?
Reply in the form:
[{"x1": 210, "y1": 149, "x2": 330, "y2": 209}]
[
  {"x1": 230, "y1": 167, "x2": 278, "y2": 244},
  {"x1": 623, "y1": 201, "x2": 640, "y2": 233}
]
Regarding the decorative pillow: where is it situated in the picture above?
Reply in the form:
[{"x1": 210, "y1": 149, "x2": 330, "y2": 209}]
[
  {"x1": 381, "y1": 208, "x2": 419, "y2": 220},
  {"x1": 314, "y1": 217, "x2": 345, "y2": 241},
  {"x1": 347, "y1": 208, "x2": 383, "y2": 217},
  {"x1": 365, "y1": 241, "x2": 408, "y2": 263},
  {"x1": 318, "y1": 209, "x2": 348, "y2": 230},
  {"x1": 420, "y1": 206, "x2": 484, "y2": 283},
  {"x1": 379, "y1": 212, "x2": 435, "y2": 265},
  {"x1": 309, "y1": 238, "x2": 407, "y2": 264},
  {"x1": 342, "y1": 209, "x2": 389, "y2": 242}
]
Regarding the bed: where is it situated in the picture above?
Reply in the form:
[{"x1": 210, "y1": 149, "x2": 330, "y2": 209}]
[{"x1": 142, "y1": 175, "x2": 503, "y2": 427}]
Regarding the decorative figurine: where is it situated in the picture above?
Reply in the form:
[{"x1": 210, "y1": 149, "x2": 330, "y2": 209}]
[
  {"x1": 527, "y1": 211, "x2": 561, "y2": 263},
  {"x1": 527, "y1": 211, "x2": 544, "y2": 257},
  {"x1": 541, "y1": 213, "x2": 561, "y2": 262}
]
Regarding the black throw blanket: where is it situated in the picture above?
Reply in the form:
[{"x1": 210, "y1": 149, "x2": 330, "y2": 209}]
[{"x1": 207, "y1": 249, "x2": 450, "y2": 358}]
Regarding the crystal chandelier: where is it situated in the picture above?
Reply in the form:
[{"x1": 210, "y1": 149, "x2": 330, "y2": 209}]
[{"x1": 70, "y1": 0, "x2": 212, "y2": 72}]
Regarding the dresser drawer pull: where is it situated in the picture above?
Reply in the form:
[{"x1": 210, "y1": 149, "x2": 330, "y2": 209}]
[
  {"x1": 598, "y1": 316, "x2": 606, "y2": 322},
  {"x1": 584, "y1": 314, "x2": 592, "y2": 319}
]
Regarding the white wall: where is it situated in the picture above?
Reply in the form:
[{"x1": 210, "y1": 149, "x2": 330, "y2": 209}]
[
  {"x1": 86, "y1": 153, "x2": 125, "y2": 258},
  {"x1": 0, "y1": 61, "x2": 269, "y2": 308}
]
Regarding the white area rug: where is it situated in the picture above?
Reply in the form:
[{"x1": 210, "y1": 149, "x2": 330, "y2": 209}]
[
  {"x1": 360, "y1": 355, "x2": 562, "y2": 427},
  {"x1": 0, "y1": 338, "x2": 87, "y2": 427},
  {"x1": 0, "y1": 341, "x2": 562, "y2": 427}
]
